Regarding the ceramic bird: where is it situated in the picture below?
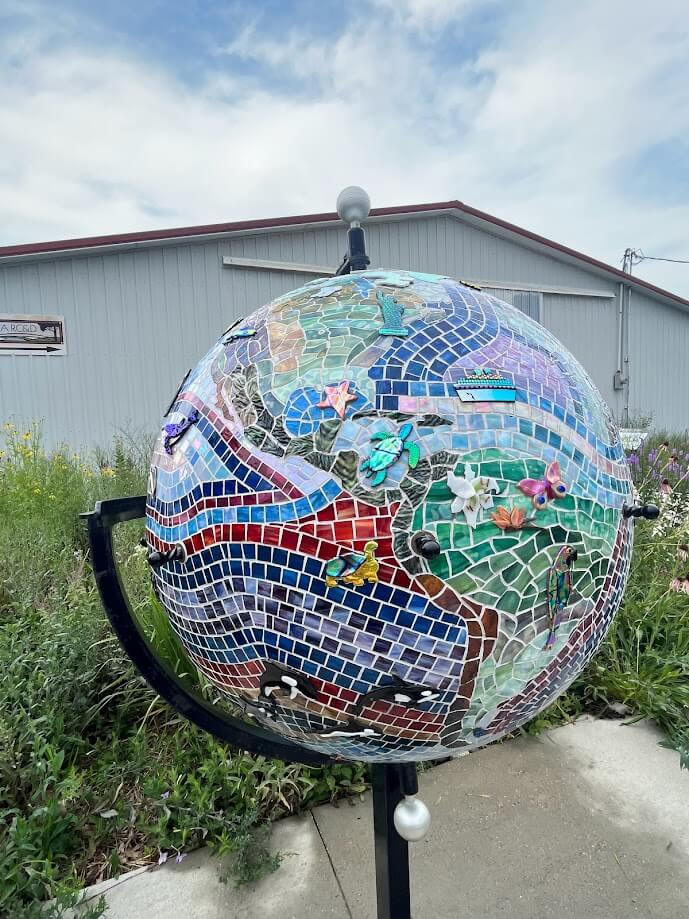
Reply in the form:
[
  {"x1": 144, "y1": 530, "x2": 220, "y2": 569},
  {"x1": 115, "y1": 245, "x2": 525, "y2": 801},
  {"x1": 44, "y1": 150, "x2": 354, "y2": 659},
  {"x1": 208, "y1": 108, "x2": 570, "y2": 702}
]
[{"x1": 545, "y1": 545, "x2": 578, "y2": 649}]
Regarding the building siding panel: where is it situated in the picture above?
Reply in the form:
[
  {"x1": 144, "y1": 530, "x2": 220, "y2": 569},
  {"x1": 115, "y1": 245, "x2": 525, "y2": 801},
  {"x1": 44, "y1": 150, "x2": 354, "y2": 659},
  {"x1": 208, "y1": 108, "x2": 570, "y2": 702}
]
[
  {"x1": 628, "y1": 292, "x2": 689, "y2": 431},
  {"x1": 1, "y1": 212, "x2": 687, "y2": 447}
]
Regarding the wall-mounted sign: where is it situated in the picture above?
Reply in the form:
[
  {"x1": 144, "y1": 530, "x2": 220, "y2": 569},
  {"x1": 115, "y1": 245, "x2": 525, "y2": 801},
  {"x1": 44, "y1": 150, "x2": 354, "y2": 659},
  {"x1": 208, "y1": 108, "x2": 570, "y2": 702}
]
[
  {"x1": 0, "y1": 315, "x2": 66, "y2": 355},
  {"x1": 619, "y1": 429, "x2": 649, "y2": 451}
]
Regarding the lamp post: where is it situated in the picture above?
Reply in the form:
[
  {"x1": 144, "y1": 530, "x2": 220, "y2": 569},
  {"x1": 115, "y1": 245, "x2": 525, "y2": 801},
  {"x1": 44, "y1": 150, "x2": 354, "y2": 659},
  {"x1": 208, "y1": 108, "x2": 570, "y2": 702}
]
[{"x1": 335, "y1": 185, "x2": 372, "y2": 274}]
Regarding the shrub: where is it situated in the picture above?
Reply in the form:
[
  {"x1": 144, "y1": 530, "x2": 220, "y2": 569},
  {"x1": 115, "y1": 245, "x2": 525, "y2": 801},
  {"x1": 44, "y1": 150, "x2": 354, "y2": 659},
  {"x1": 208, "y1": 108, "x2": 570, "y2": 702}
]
[
  {"x1": 1, "y1": 422, "x2": 687, "y2": 914},
  {"x1": 0, "y1": 426, "x2": 367, "y2": 913}
]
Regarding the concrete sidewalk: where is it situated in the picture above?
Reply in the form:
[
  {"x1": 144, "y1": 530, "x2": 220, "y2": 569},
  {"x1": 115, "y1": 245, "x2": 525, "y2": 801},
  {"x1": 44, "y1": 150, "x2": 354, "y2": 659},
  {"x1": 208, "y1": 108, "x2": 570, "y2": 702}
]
[{"x1": 80, "y1": 718, "x2": 689, "y2": 919}]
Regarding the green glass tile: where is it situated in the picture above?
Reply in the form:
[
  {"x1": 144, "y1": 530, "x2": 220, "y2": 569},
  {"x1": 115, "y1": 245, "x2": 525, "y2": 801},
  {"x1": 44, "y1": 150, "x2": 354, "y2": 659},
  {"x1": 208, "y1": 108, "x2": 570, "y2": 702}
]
[
  {"x1": 513, "y1": 537, "x2": 539, "y2": 562},
  {"x1": 489, "y1": 553, "x2": 517, "y2": 574},
  {"x1": 472, "y1": 590, "x2": 501, "y2": 606},
  {"x1": 435, "y1": 523, "x2": 452, "y2": 548},
  {"x1": 500, "y1": 590, "x2": 520, "y2": 613},
  {"x1": 529, "y1": 552, "x2": 551, "y2": 576},
  {"x1": 477, "y1": 461, "x2": 502, "y2": 479},
  {"x1": 427, "y1": 481, "x2": 452, "y2": 501},
  {"x1": 511, "y1": 568, "x2": 533, "y2": 592},
  {"x1": 464, "y1": 542, "x2": 494, "y2": 564},
  {"x1": 428, "y1": 555, "x2": 450, "y2": 580},
  {"x1": 450, "y1": 573, "x2": 477, "y2": 595},
  {"x1": 473, "y1": 560, "x2": 495, "y2": 580},
  {"x1": 449, "y1": 551, "x2": 471, "y2": 575},
  {"x1": 534, "y1": 529, "x2": 554, "y2": 551},
  {"x1": 500, "y1": 460, "x2": 530, "y2": 480},
  {"x1": 592, "y1": 521, "x2": 613, "y2": 539},
  {"x1": 556, "y1": 511, "x2": 580, "y2": 531}
]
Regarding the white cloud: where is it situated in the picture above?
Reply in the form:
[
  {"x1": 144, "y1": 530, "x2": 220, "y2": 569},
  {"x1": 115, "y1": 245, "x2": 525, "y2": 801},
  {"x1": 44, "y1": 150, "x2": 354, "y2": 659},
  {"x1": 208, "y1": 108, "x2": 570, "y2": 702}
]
[
  {"x1": 370, "y1": 0, "x2": 479, "y2": 30},
  {"x1": 1, "y1": 1, "x2": 689, "y2": 296}
]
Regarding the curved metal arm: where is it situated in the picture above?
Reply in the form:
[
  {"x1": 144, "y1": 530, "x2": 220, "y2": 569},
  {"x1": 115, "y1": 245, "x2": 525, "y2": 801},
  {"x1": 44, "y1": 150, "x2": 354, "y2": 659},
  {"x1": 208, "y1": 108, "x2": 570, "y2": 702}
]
[{"x1": 84, "y1": 495, "x2": 329, "y2": 767}]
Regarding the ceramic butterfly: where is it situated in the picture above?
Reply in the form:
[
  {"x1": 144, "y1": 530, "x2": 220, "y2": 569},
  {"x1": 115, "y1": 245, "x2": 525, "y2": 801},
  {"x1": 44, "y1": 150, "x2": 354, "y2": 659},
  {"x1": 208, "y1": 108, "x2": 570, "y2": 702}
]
[{"x1": 518, "y1": 461, "x2": 567, "y2": 509}]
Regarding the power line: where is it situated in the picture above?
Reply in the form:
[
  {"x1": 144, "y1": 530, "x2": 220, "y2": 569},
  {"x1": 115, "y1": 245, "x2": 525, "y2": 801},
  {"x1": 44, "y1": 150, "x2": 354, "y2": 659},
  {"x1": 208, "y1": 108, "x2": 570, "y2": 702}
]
[
  {"x1": 621, "y1": 247, "x2": 689, "y2": 271},
  {"x1": 637, "y1": 254, "x2": 689, "y2": 265}
]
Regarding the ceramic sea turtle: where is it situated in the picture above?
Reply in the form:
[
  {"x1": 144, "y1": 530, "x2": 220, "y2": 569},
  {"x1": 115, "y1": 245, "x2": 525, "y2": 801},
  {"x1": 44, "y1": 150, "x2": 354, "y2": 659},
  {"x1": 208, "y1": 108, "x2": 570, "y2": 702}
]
[
  {"x1": 325, "y1": 540, "x2": 379, "y2": 588},
  {"x1": 360, "y1": 422, "x2": 420, "y2": 486}
]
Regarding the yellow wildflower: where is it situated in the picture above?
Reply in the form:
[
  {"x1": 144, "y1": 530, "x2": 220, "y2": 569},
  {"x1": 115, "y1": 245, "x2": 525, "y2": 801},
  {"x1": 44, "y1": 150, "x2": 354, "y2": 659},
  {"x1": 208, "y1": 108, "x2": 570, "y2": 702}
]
[
  {"x1": 102, "y1": 467, "x2": 116, "y2": 478},
  {"x1": 22, "y1": 432, "x2": 32, "y2": 440}
]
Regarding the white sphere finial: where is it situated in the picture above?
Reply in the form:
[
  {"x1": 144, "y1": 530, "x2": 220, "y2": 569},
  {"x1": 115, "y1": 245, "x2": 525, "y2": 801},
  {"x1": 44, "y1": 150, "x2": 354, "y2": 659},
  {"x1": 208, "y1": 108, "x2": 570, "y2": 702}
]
[
  {"x1": 336, "y1": 186, "x2": 371, "y2": 227},
  {"x1": 393, "y1": 795, "x2": 431, "y2": 842}
]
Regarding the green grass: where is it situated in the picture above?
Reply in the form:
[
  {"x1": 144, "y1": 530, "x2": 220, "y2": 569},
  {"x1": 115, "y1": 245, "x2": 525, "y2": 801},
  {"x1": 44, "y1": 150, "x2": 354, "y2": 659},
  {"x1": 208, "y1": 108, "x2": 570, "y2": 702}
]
[
  {"x1": 1, "y1": 422, "x2": 688, "y2": 914},
  {"x1": 0, "y1": 425, "x2": 367, "y2": 916}
]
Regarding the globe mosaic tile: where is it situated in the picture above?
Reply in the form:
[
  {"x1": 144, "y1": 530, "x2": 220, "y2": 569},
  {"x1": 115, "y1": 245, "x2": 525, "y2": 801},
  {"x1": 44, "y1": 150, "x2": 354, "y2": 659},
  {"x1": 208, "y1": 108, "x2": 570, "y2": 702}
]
[{"x1": 146, "y1": 270, "x2": 633, "y2": 762}]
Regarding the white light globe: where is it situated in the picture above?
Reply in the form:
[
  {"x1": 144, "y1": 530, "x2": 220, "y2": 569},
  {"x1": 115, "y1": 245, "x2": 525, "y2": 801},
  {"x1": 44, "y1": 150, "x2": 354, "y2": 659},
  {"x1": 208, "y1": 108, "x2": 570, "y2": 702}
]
[
  {"x1": 394, "y1": 795, "x2": 432, "y2": 841},
  {"x1": 336, "y1": 186, "x2": 371, "y2": 226}
]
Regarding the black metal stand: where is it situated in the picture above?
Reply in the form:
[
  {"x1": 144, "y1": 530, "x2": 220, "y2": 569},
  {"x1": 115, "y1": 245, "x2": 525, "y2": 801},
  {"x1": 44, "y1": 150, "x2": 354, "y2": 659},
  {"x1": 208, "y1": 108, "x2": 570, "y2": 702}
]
[
  {"x1": 334, "y1": 225, "x2": 371, "y2": 275},
  {"x1": 84, "y1": 496, "x2": 418, "y2": 919},
  {"x1": 372, "y1": 764, "x2": 414, "y2": 919}
]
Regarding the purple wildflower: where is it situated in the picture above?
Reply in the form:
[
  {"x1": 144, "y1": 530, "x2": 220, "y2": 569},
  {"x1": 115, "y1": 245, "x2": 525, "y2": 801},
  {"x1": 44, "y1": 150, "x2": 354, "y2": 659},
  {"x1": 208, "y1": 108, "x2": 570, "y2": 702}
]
[
  {"x1": 627, "y1": 452, "x2": 640, "y2": 466},
  {"x1": 158, "y1": 852, "x2": 168, "y2": 865},
  {"x1": 175, "y1": 853, "x2": 188, "y2": 864},
  {"x1": 648, "y1": 448, "x2": 658, "y2": 464}
]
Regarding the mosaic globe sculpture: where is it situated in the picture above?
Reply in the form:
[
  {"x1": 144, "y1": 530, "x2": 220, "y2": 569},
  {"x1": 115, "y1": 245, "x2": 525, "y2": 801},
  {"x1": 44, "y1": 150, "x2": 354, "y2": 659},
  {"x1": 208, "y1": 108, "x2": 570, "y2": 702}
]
[{"x1": 146, "y1": 270, "x2": 633, "y2": 762}]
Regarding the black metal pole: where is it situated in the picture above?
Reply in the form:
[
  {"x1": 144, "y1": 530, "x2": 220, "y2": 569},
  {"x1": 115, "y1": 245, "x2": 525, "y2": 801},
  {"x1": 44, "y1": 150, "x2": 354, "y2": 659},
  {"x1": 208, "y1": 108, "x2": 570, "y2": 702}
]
[
  {"x1": 334, "y1": 225, "x2": 371, "y2": 275},
  {"x1": 372, "y1": 764, "x2": 412, "y2": 919}
]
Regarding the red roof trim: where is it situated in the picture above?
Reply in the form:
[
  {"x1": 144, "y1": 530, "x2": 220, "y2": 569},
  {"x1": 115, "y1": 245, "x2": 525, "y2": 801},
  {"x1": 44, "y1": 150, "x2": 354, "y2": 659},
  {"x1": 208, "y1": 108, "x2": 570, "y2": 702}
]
[{"x1": 1, "y1": 199, "x2": 687, "y2": 310}]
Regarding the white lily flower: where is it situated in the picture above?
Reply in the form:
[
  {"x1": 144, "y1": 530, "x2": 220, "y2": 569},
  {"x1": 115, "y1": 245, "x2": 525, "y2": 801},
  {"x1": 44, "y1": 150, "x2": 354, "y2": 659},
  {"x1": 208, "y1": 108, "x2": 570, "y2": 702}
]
[{"x1": 447, "y1": 465, "x2": 503, "y2": 529}]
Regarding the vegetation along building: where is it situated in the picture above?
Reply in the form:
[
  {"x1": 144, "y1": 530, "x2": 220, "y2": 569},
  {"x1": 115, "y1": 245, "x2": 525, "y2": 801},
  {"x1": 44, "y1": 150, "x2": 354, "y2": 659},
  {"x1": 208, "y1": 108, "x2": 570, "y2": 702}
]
[{"x1": 1, "y1": 199, "x2": 687, "y2": 448}]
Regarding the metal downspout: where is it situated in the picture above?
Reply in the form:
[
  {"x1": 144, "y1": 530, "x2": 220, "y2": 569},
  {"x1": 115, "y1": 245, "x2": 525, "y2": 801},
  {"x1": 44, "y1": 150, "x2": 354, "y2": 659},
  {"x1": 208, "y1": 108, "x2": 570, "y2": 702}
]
[{"x1": 624, "y1": 284, "x2": 631, "y2": 425}]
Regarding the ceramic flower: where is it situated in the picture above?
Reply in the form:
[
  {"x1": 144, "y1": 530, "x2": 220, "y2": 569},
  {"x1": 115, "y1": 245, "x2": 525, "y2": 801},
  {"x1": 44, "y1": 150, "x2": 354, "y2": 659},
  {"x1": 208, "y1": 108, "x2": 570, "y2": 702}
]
[
  {"x1": 447, "y1": 465, "x2": 503, "y2": 529},
  {"x1": 490, "y1": 505, "x2": 537, "y2": 531}
]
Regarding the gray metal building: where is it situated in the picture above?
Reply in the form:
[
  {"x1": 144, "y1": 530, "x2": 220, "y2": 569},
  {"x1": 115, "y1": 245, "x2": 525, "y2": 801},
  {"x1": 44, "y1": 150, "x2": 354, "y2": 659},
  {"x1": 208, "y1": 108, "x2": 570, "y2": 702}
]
[{"x1": 1, "y1": 199, "x2": 687, "y2": 448}]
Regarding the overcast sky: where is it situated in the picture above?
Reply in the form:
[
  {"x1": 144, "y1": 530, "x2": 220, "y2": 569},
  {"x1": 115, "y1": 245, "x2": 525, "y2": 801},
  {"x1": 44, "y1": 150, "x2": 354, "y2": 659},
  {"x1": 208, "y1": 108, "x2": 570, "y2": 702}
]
[{"x1": 2, "y1": 0, "x2": 689, "y2": 294}]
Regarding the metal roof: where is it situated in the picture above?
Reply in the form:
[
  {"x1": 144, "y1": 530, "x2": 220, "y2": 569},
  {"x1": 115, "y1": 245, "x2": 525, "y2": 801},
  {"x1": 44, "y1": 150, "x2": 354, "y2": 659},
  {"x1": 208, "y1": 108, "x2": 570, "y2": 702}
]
[{"x1": 1, "y1": 199, "x2": 687, "y2": 311}]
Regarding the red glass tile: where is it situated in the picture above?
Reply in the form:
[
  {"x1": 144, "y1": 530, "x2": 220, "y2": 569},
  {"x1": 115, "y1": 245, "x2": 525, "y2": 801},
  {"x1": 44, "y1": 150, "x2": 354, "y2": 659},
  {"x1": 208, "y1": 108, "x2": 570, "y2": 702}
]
[
  {"x1": 280, "y1": 530, "x2": 299, "y2": 551},
  {"x1": 246, "y1": 524, "x2": 264, "y2": 544},
  {"x1": 298, "y1": 534, "x2": 320, "y2": 556},
  {"x1": 315, "y1": 540, "x2": 331, "y2": 560},
  {"x1": 335, "y1": 499, "x2": 357, "y2": 520},
  {"x1": 263, "y1": 526, "x2": 281, "y2": 546},
  {"x1": 333, "y1": 521, "x2": 354, "y2": 541},
  {"x1": 352, "y1": 518, "x2": 375, "y2": 539}
]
